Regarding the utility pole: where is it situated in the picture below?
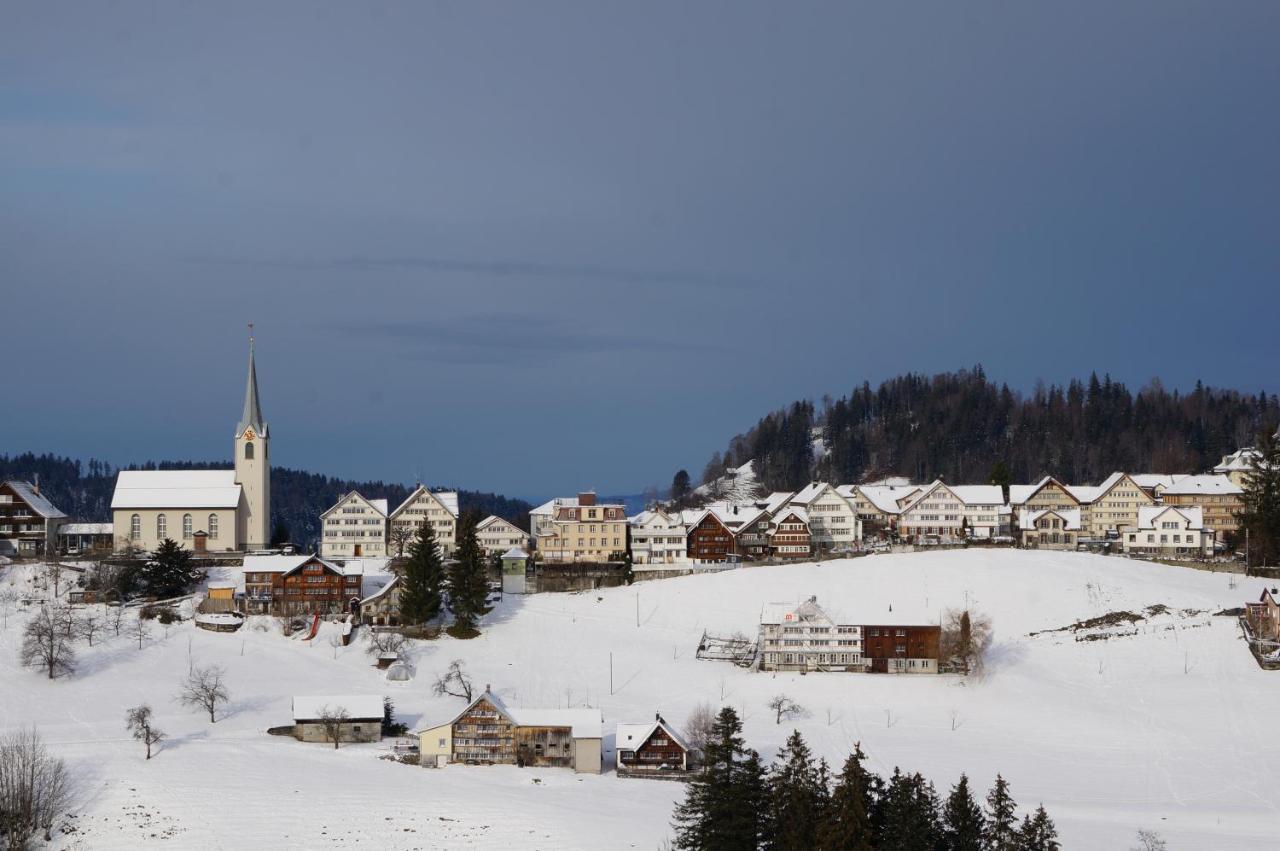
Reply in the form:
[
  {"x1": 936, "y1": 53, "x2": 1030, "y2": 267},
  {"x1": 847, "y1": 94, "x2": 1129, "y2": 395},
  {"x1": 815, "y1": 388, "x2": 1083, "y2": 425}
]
[
  {"x1": 609, "y1": 652, "x2": 613, "y2": 695},
  {"x1": 635, "y1": 593, "x2": 640, "y2": 628}
]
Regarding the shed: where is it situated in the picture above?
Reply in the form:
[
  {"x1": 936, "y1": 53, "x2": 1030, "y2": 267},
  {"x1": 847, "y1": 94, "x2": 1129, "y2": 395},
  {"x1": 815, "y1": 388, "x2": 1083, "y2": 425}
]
[{"x1": 291, "y1": 694, "x2": 383, "y2": 745}]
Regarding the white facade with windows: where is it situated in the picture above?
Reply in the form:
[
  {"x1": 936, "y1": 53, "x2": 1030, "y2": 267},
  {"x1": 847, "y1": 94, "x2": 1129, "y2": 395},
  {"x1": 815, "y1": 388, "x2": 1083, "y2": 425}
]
[
  {"x1": 1122, "y1": 505, "x2": 1213, "y2": 557},
  {"x1": 388, "y1": 486, "x2": 459, "y2": 556},
  {"x1": 319, "y1": 491, "x2": 389, "y2": 559},
  {"x1": 628, "y1": 509, "x2": 690, "y2": 564},
  {"x1": 474, "y1": 515, "x2": 529, "y2": 558},
  {"x1": 759, "y1": 597, "x2": 863, "y2": 672},
  {"x1": 788, "y1": 483, "x2": 862, "y2": 551}
]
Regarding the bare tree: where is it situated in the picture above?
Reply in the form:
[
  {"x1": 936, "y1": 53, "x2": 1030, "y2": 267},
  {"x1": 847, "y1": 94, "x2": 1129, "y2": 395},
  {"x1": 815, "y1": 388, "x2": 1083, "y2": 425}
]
[
  {"x1": 432, "y1": 659, "x2": 474, "y2": 701},
  {"x1": 365, "y1": 630, "x2": 408, "y2": 659},
  {"x1": 129, "y1": 613, "x2": 152, "y2": 650},
  {"x1": 20, "y1": 606, "x2": 77, "y2": 679},
  {"x1": 1131, "y1": 829, "x2": 1168, "y2": 851},
  {"x1": 56, "y1": 605, "x2": 79, "y2": 639},
  {"x1": 319, "y1": 705, "x2": 350, "y2": 749},
  {"x1": 0, "y1": 588, "x2": 18, "y2": 629},
  {"x1": 41, "y1": 563, "x2": 65, "y2": 601},
  {"x1": 684, "y1": 702, "x2": 716, "y2": 755},
  {"x1": 177, "y1": 664, "x2": 231, "y2": 723},
  {"x1": 110, "y1": 604, "x2": 126, "y2": 637},
  {"x1": 0, "y1": 727, "x2": 72, "y2": 845},
  {"x1": 940, "y1": 608, "x2": 993, "y2": 675},
  {"x1": 125, "y1": 704, "x2": 164, "y2": 759},
  {"x1": 78, "y1": 610, "x2": 103, "y2": 646},
  {"x1": 768, "y1": 694, "x2": 805, "y2": 725},
  {"x1": 328, "y1": 632, "x2": 343, "y2": 659},
  {"x1": 388, "y1": 525, "x2": 414, "y2": 558}
]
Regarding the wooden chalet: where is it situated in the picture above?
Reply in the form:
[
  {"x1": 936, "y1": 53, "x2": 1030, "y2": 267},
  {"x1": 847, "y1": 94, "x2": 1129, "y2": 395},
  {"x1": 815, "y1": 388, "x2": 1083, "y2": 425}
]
[
  {"x1": 615, "y1": 714, "x2": 693, "y2": 776},
  {"x1": 862, "y1": 624, "x2": 941, "y2": 673},
  {"x1": 768, "y1": 508, "x2": 812, "y2": 560},
  {"x1": 686, "y1": 511, "x2": 737, "y2": 563},
  {"x1": 241, "y1": 554, "x2": 362, "y2": 616}
]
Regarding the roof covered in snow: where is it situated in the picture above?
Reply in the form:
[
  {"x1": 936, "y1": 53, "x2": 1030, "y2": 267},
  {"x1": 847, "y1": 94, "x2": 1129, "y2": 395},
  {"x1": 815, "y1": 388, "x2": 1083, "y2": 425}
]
[
  {"x1": 292, "y1": 694, "x2": 384, "y2": 721},
  {"x1": 615, "y1": 718, "x2": 690, "y2": 753},
  {"x1": 1159, "y1": 475, "x2": 1242, "y2": 496},
  {"x1": 1136, "y1": 505, "x2": 1204, "y2": 531},
  {"x1": 4, "y1": 481, "x2": 67, "y2": 519},
  {"x1": 949, "y1": 485, "x2": 1005, "y2": 505},
  {"x1": 418, "y1": 691, "x2": 602, "y2": 738},
  {"x1": 1130, "y1": 474, "x2": 1190, "y2": 491},
  {"x1": 58, "y1": 522, "x2": 112, "y2": 535},
  {"x1": 110, "y1": 470, "x2": 241, "y2": 509},
  {"x1": 847, "y1": 484, "x2": 921, "y2": 514},
  {"x1": 1018, "y1": 507, "x2": 1082, "y2": 531}
]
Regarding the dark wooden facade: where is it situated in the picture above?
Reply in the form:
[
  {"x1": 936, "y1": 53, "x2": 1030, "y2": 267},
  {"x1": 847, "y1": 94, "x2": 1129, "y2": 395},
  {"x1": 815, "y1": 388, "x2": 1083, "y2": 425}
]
[
  {"x1": 0, "y1": 481, "x2": 63, "y2": 557},
  {"x1": 617, "y1": 719, "x2": 689, "y2": 772},
  {"x1": 862, "y1": 624, "x2": 941, "y2": 673},
  {"x1": 769, "y1": 510, "x2": 812, "y2": 560},
  {"x1": 243, "y1": 555, "x2": 361, "y2": 616},
  {"x1": 452, "y1": 697, "x2": 518, "y2": 764},
  {"x1": 687, "y1": 513, "x2": 736, "y2": 562}
]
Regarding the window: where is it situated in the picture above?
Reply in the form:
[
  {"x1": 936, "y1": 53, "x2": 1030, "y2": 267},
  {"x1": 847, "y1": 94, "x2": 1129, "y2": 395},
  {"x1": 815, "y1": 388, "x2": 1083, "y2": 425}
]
[
  {"x1": 244, "y1": 442, "x2": 254, "y2": 460},
  {"x1": 183, "y1": 514, "x2": 193, "y2": 539},
  {"x1": 131, "y1": 514, "x2": 141, "y2": 539},
  {"x1": 157, "y1": 514, "x2": 167, "y2": 539},
  {"x1": 209, "y1": 514, "x2": 219, "y2": 539}
]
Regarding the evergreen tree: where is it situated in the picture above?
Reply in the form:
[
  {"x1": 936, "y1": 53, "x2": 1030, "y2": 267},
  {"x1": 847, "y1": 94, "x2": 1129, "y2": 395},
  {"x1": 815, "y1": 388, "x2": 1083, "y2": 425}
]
[
  {"x1": 988, "y1": 460, "x2": 1011, "y2": 503},
  {"x1": 446, "y1": 514, "x2": 489, "y2": 634},
  {"x1": 984, "y1": 774, "x2": 1019, "y2": 851},
  {"x1": 269, "y1": 520, "x2": 290, "y2": 546},
  {"x1": 671, "y1": 469, "x2": 693, "y2": 508},
  {"x1": 139, "y1": 539, "x2": 201, "y2": 598},
  {"x1": 818, "y1": 743, "x2": 876, "y2": 851},
  {"x1": 765, "y1": 731, "x2": 829, "y2": 851},
  {"x1": 1017, "y1": 805, "x2": 1059, "y2": 851},
  {"x1": 673, "y1": 707, "x2": 766, "y2": 851},
  {"x1": 942, "y1": 773, "x2": 986, "y2": 851},
  {"x1": 877, "y1": 769, "x2": 941, "y2": 851},
  {"x1": 1240, "y1": 425, "x2": 1280, "y2": 569},
  {"x1": 399, "y1": 521, "x2": 444, "y2": 624}
]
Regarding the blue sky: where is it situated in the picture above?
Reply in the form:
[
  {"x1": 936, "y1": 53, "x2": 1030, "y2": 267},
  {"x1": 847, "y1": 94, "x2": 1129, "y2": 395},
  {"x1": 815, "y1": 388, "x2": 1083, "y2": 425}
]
[{"x1": 2, "y1": 2, "x2": 1278, "y2": 500}]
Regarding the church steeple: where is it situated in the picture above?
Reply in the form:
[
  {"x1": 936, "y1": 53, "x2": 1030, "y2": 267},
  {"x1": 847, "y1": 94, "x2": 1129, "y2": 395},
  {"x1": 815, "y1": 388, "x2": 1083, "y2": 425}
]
[{"x1": 236, "y1": 329, "x2": 268, "y2": 438}]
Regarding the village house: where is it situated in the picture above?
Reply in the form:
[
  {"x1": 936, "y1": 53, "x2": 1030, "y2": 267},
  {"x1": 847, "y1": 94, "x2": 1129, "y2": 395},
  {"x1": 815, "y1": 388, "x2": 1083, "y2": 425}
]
[
  {"x1": 536, "y1": 492, "x2": 627, "y2": 563},
  {"x1": 1081, "y1": 472, "x2": 1155, "y2": 538},
  {"x1": 416, "y1": 689, "x2": 602, "y2": 773},
  {"x1": 789, "y1": 483, "x2": 862, "y2": 553},
  {"x1": 1244, "y1": 588, "x2": 1280, "y2": 641},
  {"x1": 838, "y1": 483, "x2": 920, "y2": 537},
  {"x1": 1158, "y1": 475, "x2": 1243, "y2": 535},
  {"x1": 729, "y1": 506, "x2": 772, "y2": 560},
  {"x1": 0, "y1": 480, "x2": 67, "y2": 557},
  {"x1": 56, "y1": 522, "x2": 113, "y2": 555},
  {"x1": 473, "y1": 515, "x2": 529, "y2": 558},
  {"x1": 685, "y1": 509, "x2": 737, "y2": 563},
  {"x1": 1009, "y1": 476, "x2": 1081, "y2": 515},
  {"x1": 1129, "y1": 474, "x2": 1191, "y2": 501},
  {"x1": 899, "y1": 481, "x2": 1006, "y2": 540},
  {"x1": 319, "y1": 491, "x2": 388, "y2": 559},
  {"x1": 862, "y1": 623, "x2": 942, "y2": 673},
  {"x1": 292, "y1": 694, "x2": 383, "y2": 744},
  {"x1": 388, "y1": 485, "x2": 459, "y2": 556},
  {"x1": 1018, "y1": 508, "x2": 1082, "y2": 550},
  {"x1": 240, "y1": 553, "x2": 363, "y2": 616},
  {"x1": 1214, "y1": 445, "x2": 1270, "y2": 487},
  {"x1": 358, "y1": 575, "x2": 402, "y2": 626},
  {"x1": 628, "y1": 509, "x2": 689, "y2": 565},
  {"x1": 759, "y1": 597, "x2": 863, "y2": 671},
  {"x1": 529, "y1": 496, "x2": 580, "y2": 544},
  {"x1": 767, "y1": 507, "x2": 813, "y2": 560},
  {"x1": 1122, "y1": 505, "x2": 1214, "y2": 558},
  {"x1": 615, "y1": 715, "x2": 693, "y2": 775}
]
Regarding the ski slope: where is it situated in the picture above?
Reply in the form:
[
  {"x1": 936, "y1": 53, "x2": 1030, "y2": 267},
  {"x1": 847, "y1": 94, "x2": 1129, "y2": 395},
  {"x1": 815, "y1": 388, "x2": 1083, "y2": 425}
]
[{"x1": 0, "y1": 550, "x2": 1276, "y2": 849}]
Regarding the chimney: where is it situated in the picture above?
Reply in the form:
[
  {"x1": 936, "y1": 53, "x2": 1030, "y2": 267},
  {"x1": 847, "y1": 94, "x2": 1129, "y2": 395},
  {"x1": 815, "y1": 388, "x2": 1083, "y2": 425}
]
[
  {"x1": 32, "y1": 474, "x2": 39, "y2": 495},
  {"x1": 578, "y1": 492, "x2": 597, "y2": 507},
  {"x1": 485, "y1": 683, "x2": 491, "y2": 693}
]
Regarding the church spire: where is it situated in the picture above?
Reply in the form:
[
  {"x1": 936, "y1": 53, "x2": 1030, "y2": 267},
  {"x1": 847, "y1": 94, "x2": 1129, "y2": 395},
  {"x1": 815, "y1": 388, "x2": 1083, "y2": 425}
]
[{"x1": 237, "y1": 326, "x2": 268, "y2": 438}]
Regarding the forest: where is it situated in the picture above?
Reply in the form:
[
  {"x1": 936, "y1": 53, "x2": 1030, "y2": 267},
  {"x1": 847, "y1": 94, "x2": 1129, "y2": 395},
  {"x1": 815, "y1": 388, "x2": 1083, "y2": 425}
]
[
  {"x1": 702, "y1": 367, "x2": 1280, "y2": 494},
  {"x1": 0, "y1": 453, "x2": 531, "y2": 548}
]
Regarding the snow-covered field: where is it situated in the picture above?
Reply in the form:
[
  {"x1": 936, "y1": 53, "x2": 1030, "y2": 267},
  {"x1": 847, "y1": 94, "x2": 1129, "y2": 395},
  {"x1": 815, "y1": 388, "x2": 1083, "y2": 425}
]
[{"x1": 1, "y1": 550, "x2": 1276, "y2": 849}]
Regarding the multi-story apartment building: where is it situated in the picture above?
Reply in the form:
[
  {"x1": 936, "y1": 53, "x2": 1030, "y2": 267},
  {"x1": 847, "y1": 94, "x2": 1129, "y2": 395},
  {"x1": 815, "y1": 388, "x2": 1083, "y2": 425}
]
[
  {"x1": 789, "y1": 483, "x2": 862, "y2": 552},
  {"x1": 1009, "y1": 476, "x2": 1081, "y2": 515},
  {"x1": 319, "y1": 491, "x2": 388, "y2": 559},
  {"x1": 1122, "y1": 506, "x2": 1213, "y2": 558},
  {"x1": 536, "y1": 492, "x2": 627, "y2": 563},
  {"x1": 1081, "y1": 473, "x2": 1155, "y2": 538},
  {"x1": 898, "y1": 481, "x2": 1004, "y2": 540},
  {"x1": 1159, "y1": 475, "x2": 1243, "y2": 535},
  {"x1": 628, "y1": 509, "x2": 689, "y2": 564},
  {"x1": 529, "y1": 496, "x2": 580, "y2": 545},
  {"x1": 759, "y1": 597, "x2": 863, "y2": 672},
  {"x1": 388, "y1": 485, "x2": 459, "y2": 556},
  {"x1": 474, "y1": 515, "x2": 530, "y2": 558},
  {"x1": 0, "y1": 480, "x2": 66, "y2": 557}
]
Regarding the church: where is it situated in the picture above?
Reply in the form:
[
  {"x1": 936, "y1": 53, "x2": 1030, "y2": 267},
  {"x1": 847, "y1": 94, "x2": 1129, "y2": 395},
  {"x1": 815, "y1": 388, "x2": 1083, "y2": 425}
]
[{"x1": 111, "y1": 339, "x2": 271, "y2": 554}]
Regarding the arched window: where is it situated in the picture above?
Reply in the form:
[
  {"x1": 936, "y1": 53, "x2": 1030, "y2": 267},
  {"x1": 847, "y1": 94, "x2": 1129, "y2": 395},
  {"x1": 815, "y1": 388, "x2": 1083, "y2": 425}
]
[
  {"x1": 208, "y1": 514, "x2": 219, "y2": 540},
  {"x1": 183, "y1": 514, "x2": 193, "y2": 539},
  {"x1": 244, "y1": 442, "x2": 254, "y2": 460},
  {"x1": 131, "y1": 514, "x2": 141, "y2": 539},
  {"x1": 157, "y1": 513, "x2": 167, "y2": 539}
]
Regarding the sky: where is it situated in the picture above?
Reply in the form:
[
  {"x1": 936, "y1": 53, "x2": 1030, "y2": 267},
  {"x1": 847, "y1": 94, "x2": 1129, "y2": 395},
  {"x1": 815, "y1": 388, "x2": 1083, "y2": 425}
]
[{"x1": 2, "y1": 2, "x2": 1278, "y2": 500}]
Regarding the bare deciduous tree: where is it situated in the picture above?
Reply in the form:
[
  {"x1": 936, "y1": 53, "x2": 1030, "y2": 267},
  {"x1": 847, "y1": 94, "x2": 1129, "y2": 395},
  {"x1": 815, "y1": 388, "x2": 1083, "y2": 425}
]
[
  {"x1": 365, "y1": 630, "x2": 408, "y2": 659},
  {"x1": 319, "y1": 705, "x2": 350, "y2": 749},
  {"x1": 41, "y1": 563, "x2": 65, "y2": 601},
  {"x1": 940, "y1": 607, "x2": 993, "y2": 675},
  {"x1": 432, "y1": 659, "x2": 474, "y2": 701},
  {"x1": 684, "y1": 702, "x2": 716, "y2": 755},
  {"x1": 126, "y1": 704, "x2": 164, "y2": 759},
  {"x1": 110, "y1": 604, "x2": 126, "y2": 637},
  {"x1": 0, "y1": 588, "x2": 18, "y2": 629},
  {"x1": 130, "y1": 613, "x2": 152, "y2": 650},
  {"x1": 20, "y1": 606, "x2": 77, "y2": 679},
  {"x1": 768, "y1": 694, "x2": 805, "y2": 725},
  {"x1": 388, "y1": 525, "x2": 414, "y2": 558},
  {"x1": 177, "y1": 664, "x2": 231, "y2": 723},
  {"x1": 0, "y1": 727, "x2": 71, "y2": 845},
  {"x1": 1131, "y1": 829, "x2": 1168, "y2": 851},
  {"x1": 78, "y1": 610, "x2": 103, "y2": 646}
]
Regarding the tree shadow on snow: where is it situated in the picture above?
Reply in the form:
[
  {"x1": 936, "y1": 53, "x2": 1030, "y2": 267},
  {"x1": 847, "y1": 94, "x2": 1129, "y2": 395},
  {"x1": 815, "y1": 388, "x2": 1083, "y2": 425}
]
[{"x1": 981, "y1": 639, "x2": 1029, "y2": 676}]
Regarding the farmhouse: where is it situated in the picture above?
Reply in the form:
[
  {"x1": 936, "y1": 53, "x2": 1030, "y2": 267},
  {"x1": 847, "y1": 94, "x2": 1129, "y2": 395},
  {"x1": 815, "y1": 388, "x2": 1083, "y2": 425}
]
[
  {"x1": 628, "y1": 509, "x2": 689, "y2": 565},
  {"x1": 241, "y1": 554, "x2": 363, "y2": 616},
  {"x1": 0, "y1": 480, "x2": 67, "y2": 557},
  {"x1": 767, "y1": 508, "x2": 813, "y2": 560},
  {"x1": 416, "y1": 689, "x2": 602, "y2": 773},
  {"x1": 388, "y1": 485, "x2": 459, "y2": 556},
  {"x1": 758, "y1": 597, "x2": 863, "y2": 672},
  {"x1": 615, "y1": 714, "x2": 692, "y2": 775},
  {"x1": 292, "y1": 695, "x2": 383, "y2": 744},
  {"x1": 319, "y1": 491, "x2": 388, "y2": 559},
  {"x1": 862, "y1": 623, "x2": 942, "y2": 673},
  {"x1": 788, "y1": 483, "x2": 861, "y2": 553}
]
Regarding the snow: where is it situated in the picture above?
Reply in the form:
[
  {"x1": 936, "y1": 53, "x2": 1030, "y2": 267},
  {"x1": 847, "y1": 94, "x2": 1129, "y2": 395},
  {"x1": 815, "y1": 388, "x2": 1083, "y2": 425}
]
[
  {"x1": 1019, "y1": 507, "x2": 1083, "y2": 531},
  {"x1": 5, "y1": 480, "x2": 69, "y2": 518},
  {"x1": 292, "y1": 694, "x2": 384, "y2": 721},
  {"x1": 58, "y1": 523, "x2": 113, "y2": 535},
  {"x1": 1161, "y1": 474, "x2": 1243, "y2": 496},
  {"x1": 2, "y1": 550, "x2": 1278, "y2": 848},
  {"x1": 1136, "y1": 505, "x2": 1204, "y2": 530},
  {"x1": 110, "y1": 470, "x2": 241, "y2": 509}
]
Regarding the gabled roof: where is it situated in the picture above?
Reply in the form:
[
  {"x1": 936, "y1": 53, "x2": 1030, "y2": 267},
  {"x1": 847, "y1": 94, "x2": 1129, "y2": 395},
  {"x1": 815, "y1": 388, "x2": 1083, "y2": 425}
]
[
  {"x1": 790, "y1": 483, "x2": 830, "y2": 505},
  {"x1": 391, "y1": 485, "x2": 459, "y2": 520},
  {"x1": 111, "y1": 470, "x2": 241, "y2": 510},
  {"x1": 847, "y1": 484, "x2": 922, "y2": 515},
  {"x1": 1018, "y1": 507, "x2": 1082, "y2": 531},
  {"x1": 4, "y1": 481, "x2": 67, "y2": 519},
  {"x1": 321, "y1": 490, "x2": 387, "y2": 519},
  {"x1": 1008, "y1": 476, "x2": 1079, "y2": 507},
  {"x1": 615, "y1": 717, "x2": 690, "y2": 754},
  {"x1": 241, "y1": 553, "x2": 342, "y2": 575},
  {"x1": 359, "y1": 574, "x2": 399, "y2": 605},
  {"x1": 476, "y1": 514, "x2": 523, "y2": 533},
  {"x1": 531, "y1": 497, "x2": 579, "y2": 516},
  {"x1": 772, "y1": 506, "x2": 809, "y2": 525},
  {"x1": 501, "y1": 547, "x2": 529, "y2": 559},
  {"x1": 415, "y1": 690, "x2": 602, "y2": 738},
  {"x1": 949, "y1": 485, "x2": 1005, "y2": 506},
  {"x1": 1135, "y1": 505, "x2": 1204, "y2": 531},
  {"x1": 1129, "y1": 474, "x2": 1190, "y2": 491},
  {"x1": 1160, "y1": 474, "x2": 1242, "y2": 496},
  {"x1": 761, "y1": 596, "x2": 841, "y2": 626},
  {"x1": 292, "y1": 694, "x2": 383, "y2": 721},
  {"x1": 758, "y1": 492, "x2": 795, "y2": 515}
]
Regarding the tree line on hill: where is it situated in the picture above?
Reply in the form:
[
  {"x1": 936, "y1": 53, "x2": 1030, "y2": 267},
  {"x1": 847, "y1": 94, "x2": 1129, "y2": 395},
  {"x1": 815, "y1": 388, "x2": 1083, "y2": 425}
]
[
  {"x1": 0, "y1": 452, "x2": 532, "y2": 548},
  {"x1": 690, "y1": 367, "x2": 1280, "y2": 494}
]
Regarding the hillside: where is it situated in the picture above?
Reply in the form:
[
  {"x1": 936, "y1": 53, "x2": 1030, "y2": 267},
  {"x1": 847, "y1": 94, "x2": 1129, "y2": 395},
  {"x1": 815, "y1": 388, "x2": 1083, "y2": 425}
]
[
  {"x1": 0, "y1": 452, "x2": 532, "y2": 546},
  {"x1": 1, "y1": 551, "x2": 1275, "y2": 849},
  {"x1": 700, "y1": 367, "x2": 1280, "y2": 493}
]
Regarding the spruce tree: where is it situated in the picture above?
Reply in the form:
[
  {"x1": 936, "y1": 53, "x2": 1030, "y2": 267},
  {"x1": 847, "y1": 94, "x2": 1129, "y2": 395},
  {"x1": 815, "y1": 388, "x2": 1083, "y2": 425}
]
[
  {"x1": 399, "y1": 521, "x2": 444, "y2": 625},
  {"x1": 447, "y1": 514, "x2": 489, "y2": 635},
  {"x1": 819, "y1": 743, "x2": 876, "y2": 851},
  {"x1": 765, "y1": 731, "x2": 829, "y2": 851},
  {"x1": 140, "y1": 539, "x2": 201, "y2": 598},
  {"x1": 984, "y1": 774, "x2": 1019, "y2": 851},
  {"x1": 942, "y1": 773, "x2": 986, "y2": 851},
  {"x1": 1240, "y1": 425, "x2": 1280, "y2": 569},
  {"x1": 877, "y1": 769, "x2": 941, "y2": 851},
  {"x1": 671, "y1": 469, "x2": 692, "y2": 508},
  {"x1": 673, "y1": 707, "x2": 765, "y2": 851},
  {"x1": 1017, "y1": 805, "x2": 1059, "y2": 851}
]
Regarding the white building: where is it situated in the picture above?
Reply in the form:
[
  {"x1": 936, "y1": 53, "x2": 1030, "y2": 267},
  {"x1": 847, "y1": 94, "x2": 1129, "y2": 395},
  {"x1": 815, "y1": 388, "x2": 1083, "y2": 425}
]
[
  {"x1": 388, "y1": 486, "x2": 459, "y2": 557},
  {"x1": 758, "y1": 596, "x2": 863, "y2": 672},
  {"x1": 474, "y1": 515, "x2": 529, "y2": 558},
  {"x1": 898, "y1": 481, "x2": 1005, "y2": 540},
  {"x1": 320, "y1": 491, "x2": 389, "y2": 559},
  {"x1": 628, "y1": 509, "x2": 689, "y2": 564},
  {"x1": 1018, "y1": 507, "x2": 1082, "y2": 550},
  {"x1": 1123, "y1": 506, "x2": 1214, "y2": 558},
  {"x1": 788, "y1": 482, "x2": 862, "y2": 552},
  {"x1": 529, "y1": 496, "x2": 580, "y2": 545}
]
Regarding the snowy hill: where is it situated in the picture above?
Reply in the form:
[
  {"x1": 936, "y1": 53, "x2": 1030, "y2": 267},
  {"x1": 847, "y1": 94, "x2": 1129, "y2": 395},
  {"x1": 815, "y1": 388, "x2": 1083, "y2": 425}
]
[
  {"x1": 0, "y1": 551, "x2": 1276, "y2": 849},
  {"x1": 693, "y1": 460, "x2": 763, "y2": 503}
]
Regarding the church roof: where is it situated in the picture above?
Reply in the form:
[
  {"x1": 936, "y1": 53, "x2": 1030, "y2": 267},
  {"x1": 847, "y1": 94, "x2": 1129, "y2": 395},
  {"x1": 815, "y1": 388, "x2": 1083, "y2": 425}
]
[
  {"x1": 111, "y1": 470, "x2": 242, "y2": 509},
  {"x1": 236, "y1": 338, "x2": 268, "y2": 438}
]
